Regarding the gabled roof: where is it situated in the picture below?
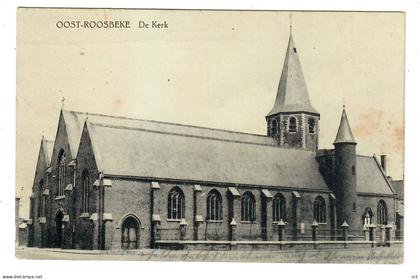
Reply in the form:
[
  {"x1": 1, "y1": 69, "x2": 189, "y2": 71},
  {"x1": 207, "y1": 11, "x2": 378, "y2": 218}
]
[
  {"x1": 61, "y1": 110, "x2": 87, "y2": 158},
  {"x1": 357, "y1": 155, "x2": 394, "y2": 195},
  {"x1": 334, "y1": 108, "x2": 356, "y2": 144},
  {"x1": 267, "y1": 32, "x2": 318, "y2": 116},
  {"x1": 86, "y1": 122, "x2": 330, "y2": 191}
]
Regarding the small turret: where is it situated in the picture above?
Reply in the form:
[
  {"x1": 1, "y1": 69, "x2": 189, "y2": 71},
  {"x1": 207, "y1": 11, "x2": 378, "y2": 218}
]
[{"x1": 334, "y1": 106, "x2": 358, "y2": 230}]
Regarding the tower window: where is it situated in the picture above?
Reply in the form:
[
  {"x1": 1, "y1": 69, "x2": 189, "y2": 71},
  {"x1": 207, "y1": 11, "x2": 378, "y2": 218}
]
[
  {"x1": 293, "y1": 47, "x2": 297, "y2": 53},
  {"x1": 308, "y1": 117, "x2": 316, "y2": 134},
  {"x1": 352, "y1": 165, "x2": 356, "y2": 175},
  {"x1": 270, "y1": 119, "x2": 278, "y2": 135},
  {"x1": 288, "y1": 116, "x2": 297, "y2": 133}
]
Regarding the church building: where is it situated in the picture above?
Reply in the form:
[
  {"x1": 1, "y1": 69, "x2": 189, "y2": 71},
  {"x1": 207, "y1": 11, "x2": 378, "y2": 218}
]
[{"x1": 27, "y1": 31, "x2": 399, "y2": 250}]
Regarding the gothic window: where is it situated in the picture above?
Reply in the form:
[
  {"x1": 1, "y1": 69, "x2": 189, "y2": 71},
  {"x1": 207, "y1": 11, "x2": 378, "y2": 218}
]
[
  {"x1": 377, "y1": 200, "x2": 388, "y2": 225},
  {"x1": 352, "y1": 165, "x2": 356, "y2": 175},
  {"x1": 288, "y1": 116, "x2": 297, "y2": 133},
  {"x1": 314, "y1": 196, "x2": 326, "y2": 223},
  {"x1": 168, "y1": 187, "x2": 185, "y2": 220},
  {"x1": 241, "y1": 191, "x2": 256, "y2": 222},
  {"x1": 81, "y1": 169, "x2": 90, "y2": 213},
  {"x1": 38, "y1": 180, "x2": 44, "y2": 217},
  {"x1": 206, "y1": 189, "x2": 222, "y2": 221},
  {"x1": 308, "y1": 117, "x2": 316, "y2": 134},
  {"x1": 58, "y1": 151, "x2": 66, "y2": 197},
  {"x1": 270, "y1": 119, "x2": 278, "y2": 135},
  {"x1": 272, "y1": 193, "x2": 286, "y2": 222}
]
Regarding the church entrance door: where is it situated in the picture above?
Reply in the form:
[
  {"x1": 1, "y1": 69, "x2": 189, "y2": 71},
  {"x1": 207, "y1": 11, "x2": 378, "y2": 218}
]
[
  {"x1": 121, "y1": 217, "x2": 140, "y2": 249},
  {"x1": 55, "y1": 209, "x2": 64, "y2": 248}
]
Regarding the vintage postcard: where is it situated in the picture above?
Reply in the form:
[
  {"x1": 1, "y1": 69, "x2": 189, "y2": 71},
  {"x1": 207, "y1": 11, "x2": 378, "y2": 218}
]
[{"x1": 15, "y1": 8, "x2": 404, "y2": 264}]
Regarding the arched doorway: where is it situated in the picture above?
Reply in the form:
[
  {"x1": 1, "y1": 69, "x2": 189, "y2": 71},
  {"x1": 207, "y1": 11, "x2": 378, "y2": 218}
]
[
  {"x1": 121, "y1": 216, "x2": 140, "y2": 250},
  {"x1": 55, "y1": 209, "x2": 64, "y2": 248}
]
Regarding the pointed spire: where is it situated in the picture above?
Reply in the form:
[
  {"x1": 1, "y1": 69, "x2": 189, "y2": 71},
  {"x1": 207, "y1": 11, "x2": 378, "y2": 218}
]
[
  {"x1": 267, "y1": 31, "x2": 318, "y2": 116},
  {"x1": 334, "y1": 107, "x2": 356, "y2": 144}
]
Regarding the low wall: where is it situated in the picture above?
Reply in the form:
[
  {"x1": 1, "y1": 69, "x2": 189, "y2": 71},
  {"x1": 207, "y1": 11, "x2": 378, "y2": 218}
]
[{"x1": 153, "y1": 240, "x2": 398, "y2": 251}]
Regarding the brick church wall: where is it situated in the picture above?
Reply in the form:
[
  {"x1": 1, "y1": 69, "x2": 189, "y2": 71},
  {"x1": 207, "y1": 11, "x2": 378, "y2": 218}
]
[
  {"x1": 104, "y1": 179, "x2": 152, "y2": 250},
  {"x1": 74, "y1": 125, "x2": 99, "y2": 249}
]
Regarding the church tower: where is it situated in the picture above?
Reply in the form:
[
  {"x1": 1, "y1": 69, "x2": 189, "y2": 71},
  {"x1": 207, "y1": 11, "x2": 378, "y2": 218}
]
[
  {"x1": 266, "y1": 31, "x2": 320, "y2": 152},
  {"x1": 334, "y1": 107, "x2": 358, "y2": 229}
]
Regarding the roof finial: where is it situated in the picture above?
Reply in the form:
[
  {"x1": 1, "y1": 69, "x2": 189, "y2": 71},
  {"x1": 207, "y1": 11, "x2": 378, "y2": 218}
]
[
  {"x1": 343, "y1": 97, "x2": 346, "y2": 110},
  {"x1": 61, "y1": 97, "x2": 66, "y2": 109}
]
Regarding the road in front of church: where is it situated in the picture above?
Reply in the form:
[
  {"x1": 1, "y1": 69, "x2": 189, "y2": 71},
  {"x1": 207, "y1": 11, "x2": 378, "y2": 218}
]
[{"x1": 15, "y1": 246, "x2": 403, "y2": 264}]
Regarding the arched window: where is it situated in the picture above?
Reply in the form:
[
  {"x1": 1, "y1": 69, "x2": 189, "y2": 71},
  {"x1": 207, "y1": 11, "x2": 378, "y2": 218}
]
[
  {"x1": 270, "y1": 119, "x2": 278, "y2": 135},
  {"x1": 272, "y1": 193, "x2": 286, "y2": 222},
  {"x1": 121, "y1": 216, "x2": 140, "y2": 250},
  {"x1": 288, "y1": 116, "x2": 297, "y2": 133},
  {"x1": 308, "y1": 117, "x2": 316, "y2": 134},
  {"x1": 38, "y1": 180, "x2": 44, "y2": 217},
  {"x1": 168, "y1": 187, "x2": 185, "y2": 220},
  {"x1": 241, "y1": 191, "x2": 256, "y2": 222},
  {"x1": 81, "y1": 169, "x2": 90, "y2": 213},
  {"x1": 314, "y1": 196, "x2": 326, "y2": 223},
  {"x1": 58, "y1": 151, "x2": 66, "y2": 197},
  {"x1": 206, "y1": 189, "x2": 222, "y2": 221},
  {"x1": 377, "y1": 200, "x2": 388, "y2": 225}
]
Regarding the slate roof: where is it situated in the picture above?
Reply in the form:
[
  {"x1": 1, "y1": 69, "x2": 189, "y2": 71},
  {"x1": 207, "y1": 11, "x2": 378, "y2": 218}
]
[
  {"x1": 86, "y1": 122, "x2": 330, "y2": 191},
  {"x1": 334, "y1": 108, "x2": 357, "y2": 144},
  {"x1": 62, "y1": 109, "x2": 276, "y2": 156},
  {"x1": 356, "y1": 155, "x2": 395, "y2": 195},
  {"x1": 390, "y1": 180, "x2": 404, "y2": 200},
  {"x1": 267, "y1": 32, "x2": 318, "y2": 116}
]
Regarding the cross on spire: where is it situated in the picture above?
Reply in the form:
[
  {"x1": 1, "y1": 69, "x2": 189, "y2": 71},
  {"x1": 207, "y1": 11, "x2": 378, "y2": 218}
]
[
  {"x1": 61, "y1": 97, "x2": 65, "y2": 108},
  {"x1": 289, "y1": 13, "x2": 293, "y2": 32}
]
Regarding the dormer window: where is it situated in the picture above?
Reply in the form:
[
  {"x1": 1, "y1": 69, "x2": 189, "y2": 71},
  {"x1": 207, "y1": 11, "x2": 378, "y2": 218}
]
[
  {"x1": 270, "y1": 119, "x2": 278, "y2": 135},
  {"x1": 308, "y1": 117, "x2": 315, "y2": 134},
  {"x1": 288, "y1": 116, "x2": 297, "y2": 133}
]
